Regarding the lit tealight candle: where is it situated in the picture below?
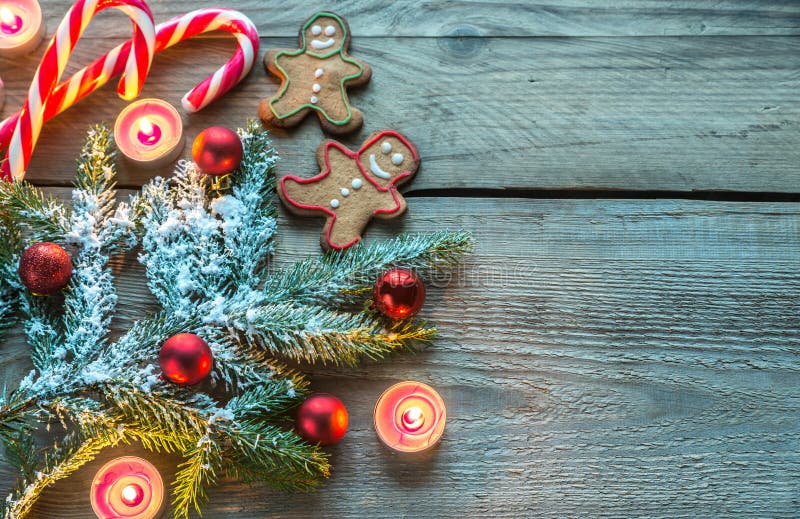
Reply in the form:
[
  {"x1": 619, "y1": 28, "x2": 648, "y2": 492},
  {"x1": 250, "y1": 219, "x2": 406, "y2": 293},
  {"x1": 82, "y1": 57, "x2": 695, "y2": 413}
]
[
  {"x1": 374, "y1": 381, "x2": 446, "y2": 453},
  {"x1": 114, "y1": 98, "x2": 185, "y2": 168},
  {"x1": 90, "y1": 456, "x2": 164, "y2": 519},
  {"x1": 0, "y1": 0, "x2": 44, "y2": 57}
]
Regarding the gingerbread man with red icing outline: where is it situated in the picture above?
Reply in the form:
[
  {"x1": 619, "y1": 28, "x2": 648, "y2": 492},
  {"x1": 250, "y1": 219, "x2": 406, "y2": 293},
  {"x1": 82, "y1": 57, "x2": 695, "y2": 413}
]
[{"x1": 278, "y1": 131, "x2": 420, "y2": 250}]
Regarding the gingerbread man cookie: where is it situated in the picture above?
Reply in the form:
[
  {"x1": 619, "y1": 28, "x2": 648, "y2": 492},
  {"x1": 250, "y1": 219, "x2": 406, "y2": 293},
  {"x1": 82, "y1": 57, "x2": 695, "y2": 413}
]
[
  {"x1": 279, "y1": 131, "x2": 420, "y2": 250},
  {"x1": 259, "y1": 12, "x2": 372, "y2": 135}
]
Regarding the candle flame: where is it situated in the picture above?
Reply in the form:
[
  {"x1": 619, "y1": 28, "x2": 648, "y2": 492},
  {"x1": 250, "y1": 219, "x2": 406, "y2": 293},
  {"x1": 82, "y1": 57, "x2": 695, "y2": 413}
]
[
  {"x1": 121, "y1": 485, "x2": 138, "y2": 502},
  {"x1": 138, "y1": 117, "x2": 154, "y2": 137},
  {"x1": 120, "y1": 483, "x2": 144, "y2": 507},
  {"x1": 402, "y1": 406, "x2": 425, "y2": 431},
  {"x1": 0, "y1": 7, "x2": 14, "y2": 25}
]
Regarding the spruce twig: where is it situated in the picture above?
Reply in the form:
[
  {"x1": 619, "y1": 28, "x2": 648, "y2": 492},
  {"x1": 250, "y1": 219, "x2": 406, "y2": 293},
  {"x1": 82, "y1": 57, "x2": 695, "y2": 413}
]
[
  {"x1": 0, "y1": 122, "x2": 471, "y2": 519},
  {"x1": 0, "y1": 213, "x2": 20, "y2": 340},
  {"x1": 265, "y1": 230, "x2": 474, "y2": 307},
  {"x1": 0, "y1": 181, "x2": 70, "y2": 243}
]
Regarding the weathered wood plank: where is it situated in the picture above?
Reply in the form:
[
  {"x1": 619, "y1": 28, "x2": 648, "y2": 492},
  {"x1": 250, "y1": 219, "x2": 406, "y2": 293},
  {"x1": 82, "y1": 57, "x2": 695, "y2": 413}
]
[
  {"x1": 1, "y1": 36, "x2": 799, "y2": 193},
  {"x1": 2, "y1": 195, "x2": 799, "y2": 517},
  {"x1": 30, "y1": 0, "x2": 800, "y2": 38}
]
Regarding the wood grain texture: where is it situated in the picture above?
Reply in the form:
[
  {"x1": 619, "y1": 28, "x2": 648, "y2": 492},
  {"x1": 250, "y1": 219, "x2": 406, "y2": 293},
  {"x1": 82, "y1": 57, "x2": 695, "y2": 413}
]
[
  {"x1": 2, "y1": 194, "x2": 800, "y2": 517},
  {"x1": 24, "y1": 0, "x2": 800, "y2": 38},
  {"x1": 2, "y1": 1, "x2": 799, "y2": 517},
  {"x1": 1, "y1": 36, "x2": 799, "y2": 193}
]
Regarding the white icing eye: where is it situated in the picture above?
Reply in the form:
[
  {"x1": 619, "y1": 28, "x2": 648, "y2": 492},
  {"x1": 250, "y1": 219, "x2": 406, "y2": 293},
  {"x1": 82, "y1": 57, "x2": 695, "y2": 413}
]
[
  {"x1": 311, "y1": 25, "x2": 322, "y2": 36},
  {"x1": 330, "y1": 199, "x2": 340, "y2": 208},
  {"x1": 392, "y1": 153, "x2": 404, "y2": 165},
  {"x1": 324, "y1": 25, "x2": 336, "y2": 36},
  {"x1": 351, "y1": 178, "x2": 363, "y2": 189},
  {"x1": 381, "y1": 141, "x2": 392, "y2": 154}
]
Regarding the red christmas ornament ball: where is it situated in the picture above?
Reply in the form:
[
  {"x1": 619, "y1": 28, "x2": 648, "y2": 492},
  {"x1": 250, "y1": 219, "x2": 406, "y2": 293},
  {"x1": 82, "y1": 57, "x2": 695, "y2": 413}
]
[
  {"x1": 373, "y1": 268, "x2": 426, "y2": 319},
  {"x1": 191, "y1": 126, "x2": 243, "y2": 176},
  {"x1": 295, "y1": 393, "x2": 349, "y2": 446},
  {"x1": 159, "y1": 333, "x2": 213, "y2": 385},
  {"x1": 18, "y1": 242, "x2": 73, "y2": 295}
]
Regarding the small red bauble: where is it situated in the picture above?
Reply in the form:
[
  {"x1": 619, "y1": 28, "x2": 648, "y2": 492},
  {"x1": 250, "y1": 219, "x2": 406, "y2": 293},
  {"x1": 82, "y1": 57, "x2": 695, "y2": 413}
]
[
  {"x1": 159, "y1": 333, "x2": 213, "y2": 385},
  {"x1": 191, "y1": 126, "x2": 243, "y2": 176},
  {"x1": 18, "y1": 242, "x2": 73, "y2": 295},
  {"x1": 373, "y1": 268, "x2": 426, "y2": 319},
  {"x1": 295, "y1": 393, "x2": 349, "y2": 446}
]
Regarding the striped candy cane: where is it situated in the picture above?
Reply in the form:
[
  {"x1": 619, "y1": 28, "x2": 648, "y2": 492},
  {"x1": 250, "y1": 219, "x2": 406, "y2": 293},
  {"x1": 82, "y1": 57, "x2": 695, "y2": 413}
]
[
  {"x1": 1, "y1": 0, "x2": 155, "y2": 181},
  {"x1": 0, "y1": 8, "x2": 258, "y2": 178},
  {"x1": 157, "y1": 8, "x2": 259, "y2": 112},
  {"x1": 43, "y1": 8, "x2": 258, "y2": 115}
]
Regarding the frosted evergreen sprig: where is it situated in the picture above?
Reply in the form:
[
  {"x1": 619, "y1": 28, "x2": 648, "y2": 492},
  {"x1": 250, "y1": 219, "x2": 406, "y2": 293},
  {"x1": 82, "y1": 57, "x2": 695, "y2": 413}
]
[
  {"x1": 0, "y1": 182, "x2": 70, "y2": 244},
  {"x1": 264, "y1": 230, "x2": 474, "y2": 308},
  {"x1": 0, "y1": 121, "x2": 472, "y2": 519},
  {"x1": 228, "y1": 301, "x2": 437, "y2": 366},
  {"x1": 0, "y1": 215, "x2": 20, "y2": 340}
]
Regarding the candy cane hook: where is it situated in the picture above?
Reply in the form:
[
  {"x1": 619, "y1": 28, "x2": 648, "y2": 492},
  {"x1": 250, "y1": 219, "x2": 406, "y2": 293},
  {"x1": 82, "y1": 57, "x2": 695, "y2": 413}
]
[
  {"x1": 157, "y1": 8, "x2": 259, "y2": 112},
  {"x1": 48, "y1": 8, "x2": 258, "y2": 115},
  {"x1": 0, "y1": 8, "x2": 258, "y2": 167},
  {"x1": 2, "y1": 0, "x2": 155, "y2": 181}
]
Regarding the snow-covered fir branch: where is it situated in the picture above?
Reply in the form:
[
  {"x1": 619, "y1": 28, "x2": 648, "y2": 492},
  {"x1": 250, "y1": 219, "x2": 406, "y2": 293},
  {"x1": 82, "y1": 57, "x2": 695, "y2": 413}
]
[
  {"x1": 0, "y1": 121, "x2": 472, "y2": 519},
  {"x1": 0, "y1": 181, "x2": 70, "y2": 244},
  {"x1": 0, "y1": 215, "x2": 20, "y2": 340}
]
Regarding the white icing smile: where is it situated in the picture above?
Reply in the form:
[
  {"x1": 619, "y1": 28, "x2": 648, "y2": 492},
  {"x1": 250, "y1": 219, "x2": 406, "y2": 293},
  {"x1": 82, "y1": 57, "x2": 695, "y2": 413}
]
[
  {"x1": 369, "y1": 154, "x2": 393, "y2": 179},
  {"x1": 311, "y1": 38, "x2": 335, "y2": 50}
]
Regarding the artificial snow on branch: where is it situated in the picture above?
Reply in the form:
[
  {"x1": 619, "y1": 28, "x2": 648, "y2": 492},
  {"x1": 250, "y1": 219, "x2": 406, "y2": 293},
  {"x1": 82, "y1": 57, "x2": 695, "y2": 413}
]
[
  {"x1": 0, "y1": 214, "x2": 20, "y2": 341},
  {"x1": 0, "y1": 121, "x2": 472, "y2": 519}
]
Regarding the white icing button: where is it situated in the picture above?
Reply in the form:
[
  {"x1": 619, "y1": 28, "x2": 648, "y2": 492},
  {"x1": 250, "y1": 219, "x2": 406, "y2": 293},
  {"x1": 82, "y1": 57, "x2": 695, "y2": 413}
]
[
  {"x1": 381, "y1": 141, "x2": 392, "y2": 153},
  {"x1": 315, "y1": 68, "x2": 324, "y2": 78},
  {"x1": 330, "y1": 199, "x2": 340, "y2": 208},
  {"x1": 312, "y1": 83, "x2": 321, "y2": 93},
  {"x1": 392, "y1": 153, "x2": 404, "y2": 165},
  {"x1": 351, "y1": 178, "x2": 363, "y2": 189},
  {"x1": 310, "y1": 96, "x2": 318, "y2": 104},
  {"x1": 311, "y1": 25, "x2": 322, "y2": 35},
  {"x1": 341, "y1": 188, "x2": 350, "y2": 197},
  {"x1": 324, "y1": 25, "x2": 336, "y2": 36}
]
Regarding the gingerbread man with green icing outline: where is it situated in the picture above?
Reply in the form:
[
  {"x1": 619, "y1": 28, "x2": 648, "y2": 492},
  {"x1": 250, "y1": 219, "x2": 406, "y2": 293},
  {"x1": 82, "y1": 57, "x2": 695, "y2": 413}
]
[{"x1": 259, "y1": 12, "x2": 372, "y2": 135}]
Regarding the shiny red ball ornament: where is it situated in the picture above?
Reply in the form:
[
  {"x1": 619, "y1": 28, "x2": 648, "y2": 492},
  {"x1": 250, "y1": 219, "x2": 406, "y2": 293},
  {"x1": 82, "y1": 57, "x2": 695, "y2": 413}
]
[
  {"x1": 373, "y1": 268, "x2": 426, "y2": 319},
  {"x1": 159, "y1": 333, "x2": 213, "y2": 385},
  {"x1": 295, "y1": 393, "x2": 349, "y2": 446},
  {"x1": 18, "y1": 242, "x2": 73, "y2": 295},
  {"x1": 191, "y1": 126, "x2": 243, "y2": 176}
]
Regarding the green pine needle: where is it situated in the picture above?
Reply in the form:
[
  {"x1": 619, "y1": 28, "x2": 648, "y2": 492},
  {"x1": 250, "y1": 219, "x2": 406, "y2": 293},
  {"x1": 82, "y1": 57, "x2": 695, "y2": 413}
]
[
  {"x1": 0, "y1": 121, "x2": 471, "y2": 518},
  {"x1": 265, "y1": 230, "x2": 474, "y2": 307}
]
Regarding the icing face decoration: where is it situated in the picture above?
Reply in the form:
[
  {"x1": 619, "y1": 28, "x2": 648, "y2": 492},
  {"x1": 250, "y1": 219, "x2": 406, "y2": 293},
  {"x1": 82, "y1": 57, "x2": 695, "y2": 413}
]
[
  {"x1": 363, "y1": 136, "x2": 414, "y2": 183},
  {"x1": 304, "y1": 14, "x2": 346, "y2": 54}
]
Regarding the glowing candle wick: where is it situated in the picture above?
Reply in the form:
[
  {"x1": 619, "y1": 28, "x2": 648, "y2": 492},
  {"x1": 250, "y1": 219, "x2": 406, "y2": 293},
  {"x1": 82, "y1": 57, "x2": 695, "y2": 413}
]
[
  {"x1": 136, "y1": 117, "x2": 161, "y2": 146},
  {"x1": 401, "y1": 406, "x2": 425, "y2": 431},
  {"x1": 120, "y1": 483, "x2": 145, "y2": 507},
  {"x1": 0, "y1": 7, "x2": 22, "y2": 35}
]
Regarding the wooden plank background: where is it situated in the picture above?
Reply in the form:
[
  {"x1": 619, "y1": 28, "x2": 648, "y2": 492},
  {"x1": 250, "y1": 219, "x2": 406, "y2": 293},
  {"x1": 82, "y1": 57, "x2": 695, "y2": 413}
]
[{"x1": 1, "y1": 1, "x2": 799, "y2": 517}]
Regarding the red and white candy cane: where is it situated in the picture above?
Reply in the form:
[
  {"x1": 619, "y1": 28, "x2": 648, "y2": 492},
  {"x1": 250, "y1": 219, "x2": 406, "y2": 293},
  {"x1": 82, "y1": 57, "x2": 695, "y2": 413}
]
[
  {"x1": 41, "y1": 8, "x2": 258, "y2": 115},
  {"x1": 1, "y1": 0, "x2": 155, "y2": 181},
  {"x1": 0, "y1": 8, "x2": 258, "y2": 181}
]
